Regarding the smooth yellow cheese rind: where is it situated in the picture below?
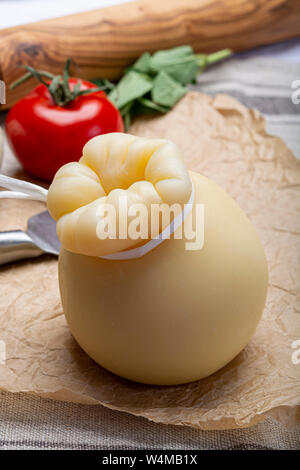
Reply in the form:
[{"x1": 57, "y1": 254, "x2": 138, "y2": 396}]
[{"x1": 58, "y1": 171, "x2": 268, "y2": 385}]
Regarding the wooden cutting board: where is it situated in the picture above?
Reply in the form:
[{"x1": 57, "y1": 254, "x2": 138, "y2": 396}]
[{"x1": 1, "y1": 0, "x2": 300, "y2": 109}]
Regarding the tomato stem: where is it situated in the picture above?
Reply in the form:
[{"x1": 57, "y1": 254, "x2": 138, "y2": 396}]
[
  {"x1": 10, "y1": 59, "x2": 106, "y2": 107},
  {"x1": 10, "y1": 70, "x2": 55, "y2": 89}
]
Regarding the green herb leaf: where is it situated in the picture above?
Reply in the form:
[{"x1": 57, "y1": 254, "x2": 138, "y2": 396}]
[
  {"x1": 119, "y1": 101, "x2": 134, "y2": 131},
  {"x1": 119, "y1": 100, "x2": 134, "y2": 117},
  {"x1": 97, "y1": 45, "x2": 232, "y2": 128},
  {"x1": 151, "y1": 45, "x2": 193, "y2": 64},
  {"x1": 136, "y1": 97, "x2": 169, "y2": 114},
  {"x1": 151, "y1": 71, "x2": 187, "y2": 108},
  {"x1": 123, "y1": 112, "x2": 131, "y2": 131},
  {"x1": 129, "y1": 98, "x2": 169, "y2": 120},
  {"x1": 108, "y1": 70, "x2": 153, "y2": 109},
  {"x1": 149, "y1": 45, "x2": 199, "y2": 85},
  {"x1": 130, "y1": 52, "x2": 152, "y2": 74}
]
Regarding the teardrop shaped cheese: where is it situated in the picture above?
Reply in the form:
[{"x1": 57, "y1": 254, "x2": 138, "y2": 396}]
[{"x1": 48, "y1": 133, "x2": 268, "y2": 385}]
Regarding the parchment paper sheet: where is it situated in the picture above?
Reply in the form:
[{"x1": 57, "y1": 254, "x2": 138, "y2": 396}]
[{"x1": 0, "y1": 92, "x2": 299, "y2": 430}]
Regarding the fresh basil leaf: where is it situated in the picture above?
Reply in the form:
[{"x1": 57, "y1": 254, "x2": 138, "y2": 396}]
[
  {"x1": 108, "y1": 70, "x2": 153, "y2": 109},
  {"x1": 137, "y1": 97, "x2": 169, "y2": 113},
  {"x1": 131, "y1": 52, "x2": 152, "y2": 74},
  {"x1": 119, "y1": 100, "x2": 134, "y2": 117},
  {"x1": 123, "y1": 111, "x2": 131, "y2": 131},
  {"x1": 151, "y1": 45, "x2": 194, "y2": 64},
  {"x1": 119, "y1": 100, "x2": 135, "y2": 131},
  {"x1": 130, "y1": 97, "x2": 169, "y2": 118},
  {"x1": 151, "y1": 71, "x2": 187, "y2": 107},
  {"x1": 149, "y1": 45, "x2": 198, "y2": 85},
  {"x1": 95, "y1": 46, "x2": 232, "y2": 125}
]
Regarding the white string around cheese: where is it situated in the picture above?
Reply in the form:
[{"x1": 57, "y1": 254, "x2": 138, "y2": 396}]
[
  {"x1": 0, "y1": 174, "x2": 194, "y2": 260},
  {"x1": 99, "y1": 184, "x2": 194, "y2": 261},
  {"x1": 0, "y1": 175, "x2": 48, "y2": 202}
]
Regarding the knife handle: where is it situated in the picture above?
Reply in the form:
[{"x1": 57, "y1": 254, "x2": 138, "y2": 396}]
[{"x1": 0, "y1": 230, "x2": 43, "y2": 265}]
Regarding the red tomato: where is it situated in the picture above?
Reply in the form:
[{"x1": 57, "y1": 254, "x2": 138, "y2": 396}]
[{"x1": 6, "y1": 78, "x2": 124, "y2": 182}]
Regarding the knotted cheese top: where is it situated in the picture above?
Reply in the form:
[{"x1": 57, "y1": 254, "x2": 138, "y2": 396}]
[{"x1": 47, "y1": 133, "x2": 192, "y2": 256}]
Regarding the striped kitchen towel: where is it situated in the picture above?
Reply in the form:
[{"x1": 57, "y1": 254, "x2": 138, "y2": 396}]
[{"x1": 193, "y1": 46, "x2": 300, "y2": 159}]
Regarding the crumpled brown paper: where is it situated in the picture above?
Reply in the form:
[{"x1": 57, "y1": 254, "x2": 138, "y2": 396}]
[{"x1": 0, "y1": 92, "x2": 299, "y2": 430}]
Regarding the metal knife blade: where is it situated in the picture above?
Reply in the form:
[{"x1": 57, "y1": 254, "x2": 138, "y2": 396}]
[{"x1": 27, "y1": 210, "x2": 60, "y2": 256}]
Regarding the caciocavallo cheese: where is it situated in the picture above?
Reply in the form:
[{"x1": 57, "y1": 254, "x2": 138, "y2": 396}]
[{"x1": 47, "y1": 133, "x2": 268, "y2": 385}]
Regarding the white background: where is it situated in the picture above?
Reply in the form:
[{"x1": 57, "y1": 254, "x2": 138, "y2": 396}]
[{"x1": 0, "y1": 0, "x2": 130, "y2": 29}]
